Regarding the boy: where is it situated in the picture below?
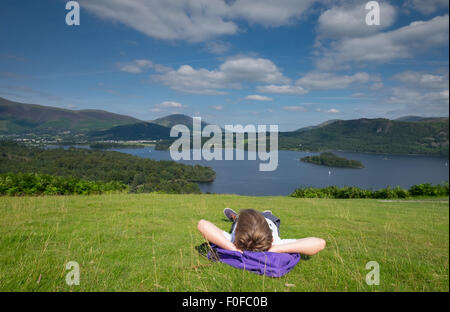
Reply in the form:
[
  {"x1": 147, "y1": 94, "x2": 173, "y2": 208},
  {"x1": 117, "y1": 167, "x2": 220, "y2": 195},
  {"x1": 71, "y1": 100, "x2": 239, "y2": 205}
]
[{"x1": 197, "y1": 208, "x2": 326, "y2": 255}]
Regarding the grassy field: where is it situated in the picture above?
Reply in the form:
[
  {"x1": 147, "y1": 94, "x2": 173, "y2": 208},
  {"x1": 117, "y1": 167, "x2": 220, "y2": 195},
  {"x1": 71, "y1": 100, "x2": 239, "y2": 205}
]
[{"x1": 0, "y1": 193, "x2": 448, "y2": 292}]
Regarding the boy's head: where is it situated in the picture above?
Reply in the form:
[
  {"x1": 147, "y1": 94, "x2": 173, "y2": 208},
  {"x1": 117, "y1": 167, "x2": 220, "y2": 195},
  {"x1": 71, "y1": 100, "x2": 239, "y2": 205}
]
[{"x1": 234, "y1": 209, "x2": 273, "y2": 252}]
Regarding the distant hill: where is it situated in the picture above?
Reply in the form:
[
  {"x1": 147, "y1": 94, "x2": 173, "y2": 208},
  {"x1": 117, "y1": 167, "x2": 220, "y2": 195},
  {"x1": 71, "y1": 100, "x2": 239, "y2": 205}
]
[
  {"x1": 280, "y1": 117, "x2": 449, "y2": 156},
  {"x1": 395, "y1": 116, "x2": 447, "y2": 123},
  {"x1": 0, "y1": 97, "x2": 141, "y2": 134},
  {"x1": 89, "y1": 122, "x2": 171, "y2": 141},
  {"x1": 89, "y1": 114, "x2": 212, "y2": 141},
  {"x1": 150, "y1": 114, "x2": 209, "y2": 130},
  {"x1": 294, "y1": 119, "x2": 340, "y2": 133}
]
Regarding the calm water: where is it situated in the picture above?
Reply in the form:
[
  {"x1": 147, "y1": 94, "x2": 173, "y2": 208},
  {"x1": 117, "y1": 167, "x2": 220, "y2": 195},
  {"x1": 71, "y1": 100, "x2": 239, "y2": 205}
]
[{"x1": 109, "y1": 146, "x2": 449, "y2": 196}]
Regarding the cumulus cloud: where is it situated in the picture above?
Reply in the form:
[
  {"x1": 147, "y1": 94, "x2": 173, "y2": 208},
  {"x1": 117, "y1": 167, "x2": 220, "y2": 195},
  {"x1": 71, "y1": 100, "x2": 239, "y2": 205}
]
[
  {"x1": 219, "y1": 57, "x2": 290, "y2": 84},
  {"x1": 150, "y1": 101, "x2": 184, "y2": 112},
  {"x1": 317, "y1": 1, "x2": 397, "y2": 39},
  {"x1": 211, "y1": 105, "x2": 224, "y2": 110},
  {"x1": 257, "y1": 72, "x2": 370, "y2": 95},
  {"x1": 316, "y1": 108, "x2": 341, "y2": 114},
  {"x1": 158, "y1": 101, "x2": 184, "y2": 108},
  {"x1": 383, "y1": 70, "x2": 449, "y2": 116},
  {"x1": 204, "y1": 41, "x2": 231, "y2": 54},
  {"x1": 245, "y1": 94, "x2": 273, "y2": 101},
  {"x1": 316, "y1": 14, "x2": 449, "y2": 69},
  {"x1": 257, "y1": 84, "x2": 308, "y2": 95},
  {"x1": 296, "y1": 72, "x2": 370, "y2": 90},
  {"x1": 80, "y1": 0, "x2": 316, "y2": 42},
  {"x1": 393, "y1": 71, "x2": 449, "y2": 89},
  {"x1": 386, "y1": 87, "x2": 449, "y2": 116},
  {"x1": 370, "y1": 82, "x2": 384, "y2": 90},
  {"x1": 153, "y1": 65, "x2": 230, "y2": 95},
  {"x1": 152, "y1": 56, "x2": 289, "y2": 94},
  {"x1": 403, "y1": 0, "x2": 449, "y2": 15},
  {"x1": 117, "y1": 59, "x2": 153, "y2": 73}
]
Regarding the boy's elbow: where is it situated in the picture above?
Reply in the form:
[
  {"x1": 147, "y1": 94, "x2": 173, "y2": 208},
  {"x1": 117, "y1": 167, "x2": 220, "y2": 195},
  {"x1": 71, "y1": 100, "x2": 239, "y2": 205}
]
[
  {"x1": 197, "y1": 219, "x2": 207, "y2": 232},
  {"x1": 314, "y1": 238, "x2": 326, "y2": 253},
  {"x1": 318, "y1": 238, "x2": 326, "y2": 251}
]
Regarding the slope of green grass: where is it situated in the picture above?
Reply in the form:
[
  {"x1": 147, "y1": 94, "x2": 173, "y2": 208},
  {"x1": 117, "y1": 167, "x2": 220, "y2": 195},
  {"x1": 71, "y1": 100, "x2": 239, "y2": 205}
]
[{"x1": 0, "y1": 194, "x2": 448, "y2": 292}]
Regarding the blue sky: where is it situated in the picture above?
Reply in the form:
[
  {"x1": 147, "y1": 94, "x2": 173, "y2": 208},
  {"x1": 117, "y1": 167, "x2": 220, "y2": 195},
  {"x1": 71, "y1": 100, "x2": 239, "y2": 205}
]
[{"x1": 0, "y1": 0, "x2": 448, "y2": 131}]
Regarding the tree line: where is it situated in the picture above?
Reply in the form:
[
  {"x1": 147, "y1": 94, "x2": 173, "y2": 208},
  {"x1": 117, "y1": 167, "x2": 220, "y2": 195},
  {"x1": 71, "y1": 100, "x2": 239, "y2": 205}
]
[
  {"x1": 0, "y1": 141, "x2": 215, "y2": 195},
  {"x1": 289, "y1": 183, "x2": 449, "y2": 199}
]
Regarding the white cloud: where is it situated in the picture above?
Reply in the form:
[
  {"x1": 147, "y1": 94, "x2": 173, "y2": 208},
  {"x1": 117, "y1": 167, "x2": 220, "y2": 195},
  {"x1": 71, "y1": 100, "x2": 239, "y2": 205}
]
[
  {"x1": 316, "y1": 14, "x2": 449, "y2": 69},
  {"x1": 245, "y1": 94, "x2": 273, "y2": 101},
  {"x1": 80, "y1": 0, "x2": 316, "y2": 42},
  {"x1": 257, "y1": 84, "x2": 308, "y2": 95},
  {"x1": 257, "y1": 72, "x2": 370, "y2": 95},
  {"x1": 152, "y1": 65, "x2": 229, "y2": 95},
  {"x1": 316, "y1": 108, "x2": 341, "y2": 114},
  {"x1": 403, "y1": 0, "x2": 449, "y2": 15},
  {"x1": 317, "y1": 2, "x2": 397, "y2": 39},
  {"x1": 282, "y1": 106, "x2": 307, "y2": 112},
  {"x1": 158, "y1": 101, "x2": 183, "y2": 108},
  {"x1": 384, "y1": 70, "x2": 449, "y2": 116},
  {"x1": 150, "y1": 101, "x2": 184, "y2": 112},
  {"x1": 219, "y1": 57, "x2": 290, "y2": 84},
  {"x1": 296, "y1": 72, "x2": 370, "y2": 90},
  {"x1": 386, "y1": 86, "x2": 449, "y2": 116},
  {"x1": 393, "y1": 71, "x2": 449, "y2": 89},
  {"x1": 228, "y1": 0, "x2": 315, "y2": 27},
  {"x1": 204, "y1": 41, "x2": 231, "y2": 54},
  {"x1": 211, "y1": 105, "x2": 224, "y2": 110},
  {"x1": 153, "y1": 64, "x2": 172, "y2": 73},
  {"x1": 370, "y1": 82, "x2": 384, "y2": 90},
  {"x1": 117, "y1": 59, "x2": 153, "y2": 73},
  {"x1": 152, "y1": 56, "x2": 289, "y2": 94}
]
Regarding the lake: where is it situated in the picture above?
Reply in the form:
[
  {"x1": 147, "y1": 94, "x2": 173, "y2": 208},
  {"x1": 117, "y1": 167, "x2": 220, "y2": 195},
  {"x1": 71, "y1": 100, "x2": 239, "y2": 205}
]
[{"x1": 110, "y1": 146, "x2": 449, "y2": 196}]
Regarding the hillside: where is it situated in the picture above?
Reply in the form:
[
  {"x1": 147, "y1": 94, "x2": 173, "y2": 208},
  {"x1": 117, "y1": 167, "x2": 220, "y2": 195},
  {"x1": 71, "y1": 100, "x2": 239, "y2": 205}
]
[
  {"x1": 0, "y1": 97, "x2": 141, "y2": 134},
  {"x1": 294, "y1": 119, "x2": 340, "y2": 133},
  {"x1": 88, "y1": 122, "x2": 171, "y2": 141},
  {"x1": 0, "y1": 193, "x2": 448, "y2": 291},
  {"x1": 92, "y1": 114, "x2": 212, "y2": 142},
  {"x1": 394, "y1": 116, "x2": 448, "y2": 122},
  {"x1": 151, "y1": 114, "x2": 209, "y2": 130},
  {"x1": 279, "y1": 118, "x2": 449, "y2": 156}
]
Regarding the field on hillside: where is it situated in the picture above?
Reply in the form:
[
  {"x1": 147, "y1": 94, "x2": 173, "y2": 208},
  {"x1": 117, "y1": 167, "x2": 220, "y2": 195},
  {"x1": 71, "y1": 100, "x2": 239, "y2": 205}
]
[{"x1": 0, "y1": 194, "x2": 448, "y2": 292}]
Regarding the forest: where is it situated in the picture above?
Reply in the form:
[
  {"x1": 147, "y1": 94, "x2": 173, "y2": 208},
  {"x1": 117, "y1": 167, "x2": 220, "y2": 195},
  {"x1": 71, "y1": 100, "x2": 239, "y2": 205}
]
[{"x1": 0, "y1": 141, "x2": 215, "y2": 194}]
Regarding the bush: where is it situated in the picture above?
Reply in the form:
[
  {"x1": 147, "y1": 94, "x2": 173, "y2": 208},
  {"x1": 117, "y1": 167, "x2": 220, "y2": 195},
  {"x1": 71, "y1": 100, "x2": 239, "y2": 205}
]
[
  {"x1": 0, "y1": 173, "x2": 127, "y2": 196},
  {"x1": 289, "y1": 182, "x2": 448, "y2": 199},
  {"x1": 408, "y1": 183, "x2": 449, "y2": 197}
]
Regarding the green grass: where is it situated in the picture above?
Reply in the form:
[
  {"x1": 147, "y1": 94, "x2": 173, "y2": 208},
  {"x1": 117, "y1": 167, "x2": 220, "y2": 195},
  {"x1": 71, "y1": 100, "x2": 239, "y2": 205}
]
[{"x1": 0, "y1": 193, "x2": 448, "y2": 292}]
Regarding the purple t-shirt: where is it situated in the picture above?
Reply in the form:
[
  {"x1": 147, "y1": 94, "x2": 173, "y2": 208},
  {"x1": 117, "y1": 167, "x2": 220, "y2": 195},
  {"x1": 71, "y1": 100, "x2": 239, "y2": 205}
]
[{"x1": 208, "y1": 244, "x2": 300, "y2": 277}]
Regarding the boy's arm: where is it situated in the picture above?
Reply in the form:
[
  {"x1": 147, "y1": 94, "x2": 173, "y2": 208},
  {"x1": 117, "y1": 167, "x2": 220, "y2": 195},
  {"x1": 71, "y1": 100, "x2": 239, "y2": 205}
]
[
  {"x1": 268, "y1": 237, "x2": 326, "y2": 255},
  {"x1": 197, "y1": 219, "x2": 242, "y2": 253}
]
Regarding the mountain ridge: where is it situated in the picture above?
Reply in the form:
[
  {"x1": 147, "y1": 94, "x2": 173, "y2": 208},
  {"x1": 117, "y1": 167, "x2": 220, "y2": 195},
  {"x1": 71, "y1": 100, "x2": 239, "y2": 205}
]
[
  {"x1": 1, "y1": 97, "x2": 448, "y2": 156},
  {"x1": 0, "y1": 97, "x2": 141, "y2": 134}
]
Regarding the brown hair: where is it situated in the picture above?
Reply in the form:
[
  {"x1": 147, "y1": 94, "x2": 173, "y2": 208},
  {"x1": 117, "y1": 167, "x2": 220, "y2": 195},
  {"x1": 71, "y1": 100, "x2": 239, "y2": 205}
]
[{"x1": 234, "y1": 209, "x2": 273, "y2": 252}]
